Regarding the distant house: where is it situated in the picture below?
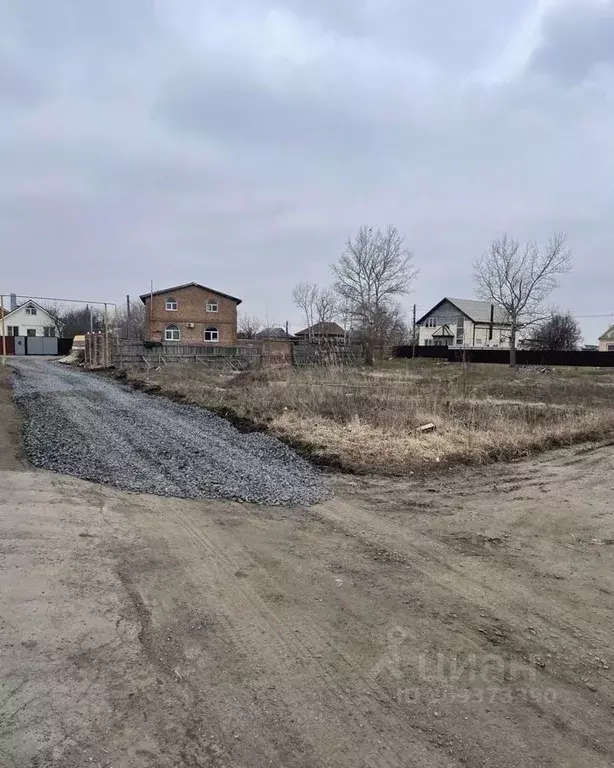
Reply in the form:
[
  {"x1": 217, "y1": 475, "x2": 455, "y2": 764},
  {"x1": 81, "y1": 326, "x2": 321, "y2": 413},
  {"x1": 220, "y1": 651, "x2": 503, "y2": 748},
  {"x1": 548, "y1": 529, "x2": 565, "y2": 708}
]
[
  {"x1": 1, "y1": 299, "x2": 60, "y2": 338},
  {"x1": 417, "y1": 298, "x2": 513, "y2": 348},
  {"x1": 140, "y1": 282, "x2": 242, "y2": 345},
  {"x1": 255, "y1": 327, "x2": 297, "y2": 341},
  {"x1": 599, "y1": 325, "x2": 614, "y2": 352},
  {"x1": 295, "y1": 322, "x2": 347, "y2": 344}
]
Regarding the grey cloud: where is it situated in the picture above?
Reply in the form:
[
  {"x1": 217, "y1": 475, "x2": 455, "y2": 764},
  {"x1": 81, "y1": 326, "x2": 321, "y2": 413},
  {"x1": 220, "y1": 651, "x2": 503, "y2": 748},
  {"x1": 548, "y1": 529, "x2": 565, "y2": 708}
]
[
  {"x1": 530, "y1": 1, "x2": 614, "y2": 84},
  {"x1": 156, "y1": 68, "x2": 379, "y2": 165},
  {"x1": 0, "y1": 56, "x2": 46, "y2": 108}
]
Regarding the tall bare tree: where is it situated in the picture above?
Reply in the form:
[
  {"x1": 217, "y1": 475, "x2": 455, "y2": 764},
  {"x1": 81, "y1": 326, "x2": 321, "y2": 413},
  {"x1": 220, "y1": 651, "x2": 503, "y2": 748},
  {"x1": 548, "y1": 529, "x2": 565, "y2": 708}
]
[
  {"x1": 238, "y1": 314, "x2": 264, "y2": 339},
  {"x1": 116, "y1": 301, "x2": 147, "y2": 339},
  {"x1": 474, "y1": 233, "x2": 572, "y2": 367},
  {"x1": 314, "y1": 287, "x2": 337, "y2": 326},
  {"x1": 292, "y1": 282, "x2": 317, "y2": 339},
  {"x1": 331, "y1": 225, "x2": 417, "y2": 363},
  {"x1": 529, "y1": 310, "x2": 582, "y2": 351}
]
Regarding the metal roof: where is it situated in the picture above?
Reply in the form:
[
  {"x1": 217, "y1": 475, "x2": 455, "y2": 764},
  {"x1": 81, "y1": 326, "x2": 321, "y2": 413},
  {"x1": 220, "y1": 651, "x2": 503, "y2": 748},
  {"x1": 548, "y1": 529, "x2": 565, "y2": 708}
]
[
  {"x1": 417, "y1": 298, "x2": 510, "y2": 325},
  {"x1": 599, "y1": 324, "x2": 614, "y2": 341},
  {"x1": 139, "y1": 282, "x2": 242, "y2": 305},
  {"x1": 295, "y1": 322, "x2": 346, "y2": 336}
]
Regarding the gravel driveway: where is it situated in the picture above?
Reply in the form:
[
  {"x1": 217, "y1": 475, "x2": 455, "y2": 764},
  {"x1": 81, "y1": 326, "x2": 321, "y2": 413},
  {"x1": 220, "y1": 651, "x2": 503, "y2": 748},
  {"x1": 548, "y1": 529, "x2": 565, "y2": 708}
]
[{"x1": 10, "y1": 358, "x2": 329, "y2": 505}]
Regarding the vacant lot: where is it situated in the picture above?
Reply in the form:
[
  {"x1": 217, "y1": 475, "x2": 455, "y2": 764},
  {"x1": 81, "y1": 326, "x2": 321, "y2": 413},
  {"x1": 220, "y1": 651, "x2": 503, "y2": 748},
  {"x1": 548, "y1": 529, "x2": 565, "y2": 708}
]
[
  {"x1": 2, "y1": 362, "x2": 614, "y2": 768},
  {"x1": 127, "y1": 361, "x2": 614, "y2": 473}
]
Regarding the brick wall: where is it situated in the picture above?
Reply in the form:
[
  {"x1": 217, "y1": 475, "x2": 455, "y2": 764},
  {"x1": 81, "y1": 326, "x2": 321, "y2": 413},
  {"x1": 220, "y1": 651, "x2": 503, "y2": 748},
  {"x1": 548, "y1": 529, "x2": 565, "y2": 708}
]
[{"x1": 143, "y1": 285, "x2": 239, "y2": 345}]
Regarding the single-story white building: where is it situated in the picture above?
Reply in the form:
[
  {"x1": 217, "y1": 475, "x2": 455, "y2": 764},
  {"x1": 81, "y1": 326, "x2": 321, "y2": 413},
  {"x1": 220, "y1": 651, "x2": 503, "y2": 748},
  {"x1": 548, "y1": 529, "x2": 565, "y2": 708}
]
[{"x1": 2, "y1": 300, "x2": 60, "y2": 338}]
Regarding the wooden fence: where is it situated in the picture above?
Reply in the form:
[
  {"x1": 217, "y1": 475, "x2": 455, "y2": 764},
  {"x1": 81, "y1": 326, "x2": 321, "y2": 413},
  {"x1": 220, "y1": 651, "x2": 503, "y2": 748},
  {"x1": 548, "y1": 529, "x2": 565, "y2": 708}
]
[
  {"x1": 113, "y1": 339, "x2": 252, "y2": 371},
  {"x1": 83, "y1": 336, "x2": 366, "y2": 371}
]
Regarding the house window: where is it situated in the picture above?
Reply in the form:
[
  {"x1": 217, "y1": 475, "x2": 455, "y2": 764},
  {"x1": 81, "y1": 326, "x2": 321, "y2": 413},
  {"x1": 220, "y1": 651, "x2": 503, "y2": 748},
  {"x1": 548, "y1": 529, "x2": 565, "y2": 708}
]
[
  {"x1": 206, "y1": 299, "x2": 218, "y2": 313},
  {"x1": 456, "y1": 317, "x2": 464, "y2": 345},
  {"x1": 27, "y1": 329, "x2": 36, "y2": 337},
  {"x1": 25, "y1": 305, "x2": 37, "y2": 316},
  {"x1": 7, "y1": 326, "x2": 18, "y2": 336},
  {"x1": 424, "y1": 339, "x2": 433, "y2": 346},
  {"x1": 44, "y1": 326, "x2": 56, "y2": 337},
  {"x1": 204, "y1": 326, "x2": 219, "y2": 342},
  {"x1": 164, "y1": 324, "x2": 180, "y2": 341},
  {"x1": 425, "y1": 316, "x2": 438, "y2": 328},
  {"x1": 165, "y1": 297, "x2": 178, "y2": 311},
  {"x1": 608, "y1": 344, "x2": 614, "y2": 352}
]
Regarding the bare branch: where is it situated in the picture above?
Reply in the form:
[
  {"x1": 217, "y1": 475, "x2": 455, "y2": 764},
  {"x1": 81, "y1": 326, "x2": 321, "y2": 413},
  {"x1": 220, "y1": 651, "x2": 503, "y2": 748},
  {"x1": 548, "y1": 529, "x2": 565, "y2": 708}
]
[
  {"x1": 527, "y1": 309, "x2": 582, "y2": 351},
  {"x1": 331, "y1": 225, "x2": 417, "y2": 363},
  {"x1": 314, "y1": 287, "x2": 337, "y2": 325},
  {"x1": 474, "y1": 232, "x2": 572, "y2": 366},
  {"x1": 238, "y1": 314, "x2": 264, "y2": 339},
  {"x1": 292, "y1": 282, "x2": 318, "y2": 337}
]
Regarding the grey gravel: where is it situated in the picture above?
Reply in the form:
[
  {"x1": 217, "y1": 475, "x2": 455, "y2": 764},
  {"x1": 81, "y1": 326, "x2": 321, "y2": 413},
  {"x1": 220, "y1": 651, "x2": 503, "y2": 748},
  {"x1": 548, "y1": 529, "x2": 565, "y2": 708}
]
[{"x1": 10, "y1": 358, "x2": 330, "y2": 506}]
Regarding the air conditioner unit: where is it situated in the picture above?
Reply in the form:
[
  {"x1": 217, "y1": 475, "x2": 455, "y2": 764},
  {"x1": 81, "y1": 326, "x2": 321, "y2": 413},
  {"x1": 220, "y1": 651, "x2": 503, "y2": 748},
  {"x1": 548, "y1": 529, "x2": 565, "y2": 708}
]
[{"x1": 186, "y1": 322, "x2": 195, "y2": 328}]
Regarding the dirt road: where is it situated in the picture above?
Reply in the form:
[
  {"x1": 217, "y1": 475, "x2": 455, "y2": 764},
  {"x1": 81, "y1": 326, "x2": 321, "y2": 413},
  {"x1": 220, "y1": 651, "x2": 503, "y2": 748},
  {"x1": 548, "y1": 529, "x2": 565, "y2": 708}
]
[{"x1": 1, "y1": 365, "x2": 614, "y2": 767}]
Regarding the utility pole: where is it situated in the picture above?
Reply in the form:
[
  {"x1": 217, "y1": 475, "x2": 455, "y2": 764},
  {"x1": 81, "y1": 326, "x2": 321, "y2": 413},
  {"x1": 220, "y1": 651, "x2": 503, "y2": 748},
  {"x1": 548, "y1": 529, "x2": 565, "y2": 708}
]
[
  {"x1": 285, "y1": 320, "x2": 289, "y2": 339},
  {"x1": 104, "y1": 302, "x2": 109, "y2": 367},
  {"x1": 149, "y1": 280, "x2": 153, "y2": 341},
  {"x1": 1, "y1": 295, "x2": 6, "y2": 363},
  {"x1": 412, "y1": 303, "x2": 417, "y2": 359},
  {"x1": 126, "y1": 295, "x2": 131, "y2": 339}
]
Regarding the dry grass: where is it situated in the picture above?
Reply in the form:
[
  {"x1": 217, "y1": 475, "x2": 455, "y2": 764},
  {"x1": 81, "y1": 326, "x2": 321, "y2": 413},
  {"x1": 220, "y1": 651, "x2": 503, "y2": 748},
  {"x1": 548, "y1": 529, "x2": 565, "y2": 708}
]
[{"x1": 126, "y1": 360, "x2": 614, "y2": 474}]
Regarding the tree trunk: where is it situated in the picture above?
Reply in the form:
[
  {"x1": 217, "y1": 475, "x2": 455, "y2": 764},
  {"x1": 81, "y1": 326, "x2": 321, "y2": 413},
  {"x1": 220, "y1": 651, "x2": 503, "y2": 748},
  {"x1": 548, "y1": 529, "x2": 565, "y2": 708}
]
[
  {"x1": 364, "y1": 339, "x2": 375, "y2": 366},
  {"x1": 509, "y1": 324, "x2": 517, "y2": 368}
]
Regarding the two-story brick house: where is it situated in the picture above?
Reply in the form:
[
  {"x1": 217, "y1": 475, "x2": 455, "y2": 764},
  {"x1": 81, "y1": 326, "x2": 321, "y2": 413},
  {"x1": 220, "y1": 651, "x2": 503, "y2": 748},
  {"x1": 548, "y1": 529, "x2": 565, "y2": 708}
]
[{"x1": 140, "y1": 282, "x2": 242, "y2": 345}]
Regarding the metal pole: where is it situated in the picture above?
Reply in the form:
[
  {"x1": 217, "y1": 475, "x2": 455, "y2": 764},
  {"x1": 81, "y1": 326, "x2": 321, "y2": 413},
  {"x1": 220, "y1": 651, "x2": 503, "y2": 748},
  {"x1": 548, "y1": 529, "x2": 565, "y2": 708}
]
[
  {"x1": 126, "y1": 295, "x2": 131, "y2": 339},
  {"x1": 89, "y1": 305, "x2": 94, "y2": 334},
  {"x1": 412, "y1": 303, "x2": 417, "y2": 359},
  {"x1": 149, "y1": 280, "x2": 153, "y2": 341},
  {"x1": 104, "y1": 303, "x2": 109, "y2": 367},
  {"x1": 1, "y1": 295, "x2": 6, "y2": 363}
]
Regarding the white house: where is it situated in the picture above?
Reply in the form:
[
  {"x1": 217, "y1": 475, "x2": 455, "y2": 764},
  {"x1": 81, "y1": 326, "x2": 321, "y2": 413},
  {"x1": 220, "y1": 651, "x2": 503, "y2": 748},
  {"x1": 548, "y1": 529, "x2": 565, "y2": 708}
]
[
  {"x1": 2, "y1": 300, "x2": 60, "y2": 338},
  {"x1": 417, "y1": 298, "x2": 514, "y2": 348}
]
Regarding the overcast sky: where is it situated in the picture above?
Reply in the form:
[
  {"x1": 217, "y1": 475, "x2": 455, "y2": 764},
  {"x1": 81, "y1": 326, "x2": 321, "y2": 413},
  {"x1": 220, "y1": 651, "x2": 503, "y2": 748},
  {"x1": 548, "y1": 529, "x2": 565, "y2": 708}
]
[{"x1": 1, "y1": 0, "x2": 613, "y2": 340}]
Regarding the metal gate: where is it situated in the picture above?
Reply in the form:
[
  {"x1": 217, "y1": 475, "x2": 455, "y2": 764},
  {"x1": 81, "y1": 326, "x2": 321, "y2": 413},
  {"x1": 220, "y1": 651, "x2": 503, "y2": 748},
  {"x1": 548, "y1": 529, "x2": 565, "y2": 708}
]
[
  {"x1": 14, "y1": 336, "x2": 26, "y2": 356},
  {"x1": 26, "y1": 336, "x2": 58, "y2": 355}
]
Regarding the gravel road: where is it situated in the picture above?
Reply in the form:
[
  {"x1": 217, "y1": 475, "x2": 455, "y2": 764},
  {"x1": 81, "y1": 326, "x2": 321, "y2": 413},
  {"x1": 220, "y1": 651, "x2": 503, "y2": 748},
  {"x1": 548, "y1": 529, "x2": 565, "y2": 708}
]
[{"x1": 10, "y1": 358, "x2": 329, "y2": 505}]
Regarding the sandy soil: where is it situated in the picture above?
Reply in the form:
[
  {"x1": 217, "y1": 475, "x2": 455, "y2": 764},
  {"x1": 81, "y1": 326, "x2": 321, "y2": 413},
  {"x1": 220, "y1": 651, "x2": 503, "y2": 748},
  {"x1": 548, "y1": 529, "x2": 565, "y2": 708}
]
[{"x1": 1, "y1": 365, "x2": 614, "y2": 767}]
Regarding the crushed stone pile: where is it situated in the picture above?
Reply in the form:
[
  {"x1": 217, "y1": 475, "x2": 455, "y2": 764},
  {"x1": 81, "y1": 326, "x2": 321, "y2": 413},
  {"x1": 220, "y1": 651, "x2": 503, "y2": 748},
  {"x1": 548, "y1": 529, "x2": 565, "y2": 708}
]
[{"x1": 11, "y1": 359, "x2": 330, "y2": 506}]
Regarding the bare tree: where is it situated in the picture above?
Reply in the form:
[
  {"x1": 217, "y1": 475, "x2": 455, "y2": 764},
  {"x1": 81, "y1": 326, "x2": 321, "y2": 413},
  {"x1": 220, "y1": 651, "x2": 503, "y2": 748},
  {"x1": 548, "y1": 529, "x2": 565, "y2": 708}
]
[
  {"x1": 331, "y1": 225, "x2": 417, "y2": 364},
  {"x1": 37, "y1": 300, "x2": 65, "y2": 335},
  {"x1": 238, "y1": 314, "x2": 264, "y2": 339},
  {"x1": 116, "y1": 301, "x2": 147, "y2": 339},
  {"x1": 529, "y1": 310, "x2": 582, "y2": 351},
  {"x1": 59, "y1": 306, "x2": 104, "y2": 337},
  {"x1": 474, "y1": 233, "x2": 572, "y2": 367},
  {"x1": 292, "y1": 282, "x2": 317, "y2": 339},
  {"x1": 314, "y1": 287, "x2": 337, "y2": 326}
]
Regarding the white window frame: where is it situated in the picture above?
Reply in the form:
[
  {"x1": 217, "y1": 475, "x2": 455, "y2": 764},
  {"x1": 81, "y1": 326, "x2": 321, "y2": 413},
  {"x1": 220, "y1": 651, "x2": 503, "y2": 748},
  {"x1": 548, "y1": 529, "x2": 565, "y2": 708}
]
[
  {"x1": 206, "y1": 299, "x2": 218, "y2": 313},
  {"x1": 164, "y1": 324, "x2": 180, "y2": 341},
  {"x1": 165, "y1": 297, "x2": 178, "y2": 311},
  {"x1": 25, "y1": 305, "x2": 37, "y2": 316},
  {"x1": 608, "y1": 344, "x2": 614, "y2": 352},
  {"x1": 204, "y1": 326, "x2": 219, "y2": 342},
  {"x1": 425, "y1": 316, "x2": 438, "y2": 328},
  {"x1": 43, "y1": 326, "x2": 56, "y2": 337}
]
